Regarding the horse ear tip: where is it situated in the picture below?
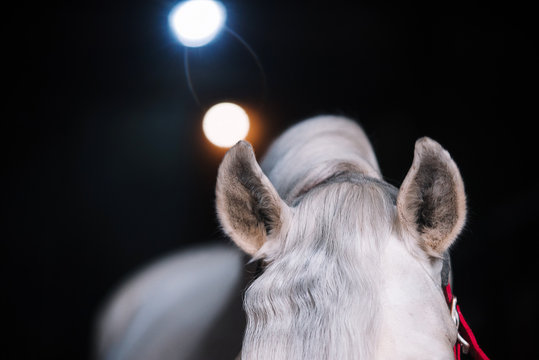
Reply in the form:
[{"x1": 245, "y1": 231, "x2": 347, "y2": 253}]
[
  {"x1": 415, "y1": 137, "x2": 440, "y2": 150},
  {"x1": 235, "y1": 140, "x2": 252, "y2": 148},
  {"x1": 222, "y1": 141, "x2": 252, "y2": 162},
  {"x1": 227, "y1": 140, "x2": 253, "y2": 156},
  {"x1": 414, "y1": 137, "x2": 452, "y2": 161}
]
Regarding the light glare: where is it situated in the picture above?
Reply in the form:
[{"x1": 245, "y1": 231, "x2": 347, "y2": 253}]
[
  {"x1": 169, "y1": 0, "x2": 226, "y2": 47},
  {"x1": 203, "y1": 103, "x2": 250, "y2": 148}
]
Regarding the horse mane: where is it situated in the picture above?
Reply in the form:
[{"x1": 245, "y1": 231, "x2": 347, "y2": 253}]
[{"x1": 240, "y1": 116, "x2": 398, "y2": 359}]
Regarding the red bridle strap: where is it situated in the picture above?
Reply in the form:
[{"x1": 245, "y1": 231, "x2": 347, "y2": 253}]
[{"x1": 443, "y1": 284, "x2": 489, "y2": 360}]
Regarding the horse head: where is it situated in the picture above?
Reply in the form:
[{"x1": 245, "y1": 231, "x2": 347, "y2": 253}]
[{"x1": 216, "y1": 116, "x2": 466, "y2": 359}]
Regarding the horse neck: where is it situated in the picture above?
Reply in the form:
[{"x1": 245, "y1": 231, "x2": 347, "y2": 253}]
[{"x1": 376, "y1": 237, "x2": 458, "y2": 359}]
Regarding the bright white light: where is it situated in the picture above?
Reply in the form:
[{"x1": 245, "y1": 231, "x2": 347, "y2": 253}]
[
  {"x1": 203, "y1": 103, "x2": 250, "y2": 148},
  {"x1": 169, "y1": 0, "x2": 226, "y2": 47}
]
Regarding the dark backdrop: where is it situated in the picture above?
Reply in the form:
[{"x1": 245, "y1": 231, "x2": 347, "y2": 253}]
[{"x1": 4, "y1": 0, "x2": 537, "y2": 358}]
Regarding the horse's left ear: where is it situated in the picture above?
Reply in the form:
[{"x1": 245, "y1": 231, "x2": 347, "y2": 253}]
[
  {"x1": 397, "y1": 137, "x2": 467, "y2": 257},
  {"x1": 216, "y1": 141, "x2": 290, "y2": 257}
]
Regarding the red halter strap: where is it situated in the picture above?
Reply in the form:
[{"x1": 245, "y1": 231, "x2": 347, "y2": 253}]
[{"x1": 443, "y1": 284, "x2": 489, "y2": 360}]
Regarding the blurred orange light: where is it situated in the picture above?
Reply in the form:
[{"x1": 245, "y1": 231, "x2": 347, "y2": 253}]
[{"x1": 202, "y1": 102, "x2": 250, "y2": 148}]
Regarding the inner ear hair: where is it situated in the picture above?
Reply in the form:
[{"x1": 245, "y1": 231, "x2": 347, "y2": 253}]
[
  {"x1": 398, "y1": 137, "x2": 466, "y2": 256},
  {"x1": 231, "y1": 147, "x2": 283, "y2": 237},
  {"x1": 216, "y1": 141, "x2": 286, "y2": 256}
]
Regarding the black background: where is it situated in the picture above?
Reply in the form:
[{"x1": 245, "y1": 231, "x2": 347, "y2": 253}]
[{"x1": 4, "y1": 0, "x2": 537, "y2": 358}]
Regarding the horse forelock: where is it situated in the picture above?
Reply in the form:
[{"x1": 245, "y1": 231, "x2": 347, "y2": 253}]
[{"x1": 242, "y1": 179, "x2": 397, "y2": 360}]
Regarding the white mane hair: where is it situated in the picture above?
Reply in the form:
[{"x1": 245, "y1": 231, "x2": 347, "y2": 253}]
[
  {"x1": 241, "y1": 116, "x2": 396, "y2": 359},
  {"x1": 243, "y1": 180, "x2": 396, "y2": 359},
  {"x1": 216, "y1": 115, "x2": 467, "y2": 359}
]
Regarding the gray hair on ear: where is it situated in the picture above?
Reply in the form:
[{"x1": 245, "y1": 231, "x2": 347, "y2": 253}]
[
  {"x1": 397, "y1": 137, "x2": 467, "y2": 256},
  {"x1": 216, "y1": 141, "x2": 290, "y2": 256}
]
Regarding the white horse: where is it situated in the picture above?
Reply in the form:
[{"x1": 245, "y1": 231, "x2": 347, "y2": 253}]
[
  {"x1": 216, "y1": 115, "x2": 467, "y2": 359},
  {"x1": 96, "y1": 115, "x2": 472, "y2": 360}
]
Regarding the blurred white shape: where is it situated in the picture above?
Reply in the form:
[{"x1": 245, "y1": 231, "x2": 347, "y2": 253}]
[
  {"x1": 95, "y1": 244, "x2": 244, "y2": 360},
  {"x1": 203, "y1": 102, "x2": 250, "y2": 148},
  {"x1": 169, "y1": 0, "x2": 226, "y2": 47}
]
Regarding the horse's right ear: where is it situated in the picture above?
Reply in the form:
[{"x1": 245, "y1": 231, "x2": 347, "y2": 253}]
[{"x1": 216, "y1": 141, "x2": 290, "y2": 256}]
